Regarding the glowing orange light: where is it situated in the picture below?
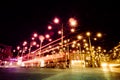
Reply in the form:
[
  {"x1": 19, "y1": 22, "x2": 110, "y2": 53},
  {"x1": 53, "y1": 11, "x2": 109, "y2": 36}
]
[
  {"x1": 70, "y1": 28, "x2": 75, "y2": 33},
  {"x1": 69, "y1": 18, "x2": 78, "y2": 27}
]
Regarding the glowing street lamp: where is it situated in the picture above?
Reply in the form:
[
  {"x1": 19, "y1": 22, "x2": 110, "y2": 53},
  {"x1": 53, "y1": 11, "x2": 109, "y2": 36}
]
[
  {"x1": 45, "y1": 34, "x2": 50, "y2": 39},
  {"x1": 39, "y1": 35, "x2": 45, "y2": 55},
  {"x1": 48, "y1": 25, "x2": 52, "y2": 30},
  {"x1": 86, "y1": 32, "x2": 91, "y2": 37},
  {"x1": 53, "y1": 17, "x2": 59, "y2": 24},
  {"x1": 17, "y1": 46, "x2": 20, "y2": 57},
  {"x1": 52, "y1": 17, "x2": 78, "y2": 68},
  {"x1": 53, "y1": 17, "x2": 78, "y2": 49},
  {"x1": 31, "y1": 37, "x2": 35, "y2": 40},
  {"x1": 13, "y1": 49, "x2": 16, "y2": 53},
  {"x1": 70, "y1": 28, "x2": 75, "y2": 33},
  {"x1": 21, "y1": 41, "x2": 27, "y2": 56},
  {"x1": 17, "y1": 46, "x2": 20, "y2": 50},
  {"x1": 86, "y1": 32, "x2": 103, "y2": 67},
  {"x1": 77, "y1": 35, "x2": 82, "y2": 40},
  {"x1": 86, "y1": 32, "x2": 92, "y2": 49},
  {"x1": 36, "y1": 44, "x2": 39, "y2": 47},
  {"x1": 96, "y1": 32, "x2": 102, "y2": 38},
  {"x1": 68, "y1": 18, "x2": 78, "y2": 27},
  {"x1": 32, "y1": 41, "x2": 37, "y2": 46},
  {"x1": 77, "y1": 35, "x2": 83, "y2": 55},
  {"x1": 23, "y1": 41, "x2": 27, "y2": 46},
  {"x1": 48, "y1": 38, "x2": 52, "y2": 42},
  {"x1": 33, "y1": 33, "x2": 38, "y2": 38},
  {"x1": 86, "y1": 32, "x2": 93, "y2": 67}
]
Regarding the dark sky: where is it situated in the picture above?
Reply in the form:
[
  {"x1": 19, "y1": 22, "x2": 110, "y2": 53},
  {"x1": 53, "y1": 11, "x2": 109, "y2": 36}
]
[{"x1": 0, "y1": 0, "x2": 119, "y2": 50}]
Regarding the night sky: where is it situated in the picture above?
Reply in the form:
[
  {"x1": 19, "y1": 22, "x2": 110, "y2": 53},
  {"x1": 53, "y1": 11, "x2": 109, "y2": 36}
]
[{"x1": 0, "y1": 0, "x2": 119, "y2": 50}]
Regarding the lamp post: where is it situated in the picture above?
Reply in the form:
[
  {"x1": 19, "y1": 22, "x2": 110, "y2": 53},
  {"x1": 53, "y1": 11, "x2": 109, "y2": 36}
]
[
  {"x1": 39, "y1": 35, "x2": 45, "y2": 57},
  {"x1": 28, "y1": 41, "x2": 36, "y2": 59},
  {"x1": 86, "y1": 32, "x2": 102, "y2": 67},
  {"x1": 17, "y1": 46, "x2": 20, "y2": 57},
  {"x1": 77, "y1": 35, "x2": 83, "y2": 54},
  {"x1": 21, "y1": 41, "x2": 27, "y2": 57},
  {"x1": 86, "y1": 32, "x2": 93, "y2": 67},
  {"x1": 53, "y1": 17, "x2": 78, "y2": 50},
  {"x1": 49, "y1": 17, "x2": 78, "y2": 68}
]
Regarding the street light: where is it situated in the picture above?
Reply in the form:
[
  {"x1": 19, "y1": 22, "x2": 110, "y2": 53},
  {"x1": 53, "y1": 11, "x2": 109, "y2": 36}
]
[
  {"x1": 96, "y1": 32, "x2": 102, "y2": 38},
  {"x1": 17, "y1": 46, "x2": 20, "y2": 57},
  {"x1": 77, "y1": 35, "x2": 83, "y2": 53},
  {"x1": 68, "y1": 18, "x2": 78, "y2": 27},
  {"x1": 50, "y1": 17, "x2": 78, "y2": 68},
  {"x1": 70, "y1": 28, "x2": 75, "y2": 33},
  {"x1": 21, "y1": 41, "x2": 27, "y2": 56},
  {"x1": 45, "y1": 34, "x2": 50, "y2": 39},
  {"x1": 53, "y1": 17, "x2": 59, "y2": 24},
  {"x1": 86, "y1": 32, "x2": 92, "y2": 50},
  {"x1": 48, "y1": 25, "x2": 52, "y2": 30},
  {"x1": 53, "y1": 17, "x2": 78, "y2": 50},
  {"x1": 39, "y1": 35, "x2": 45, "y2": 56},
  {"x1": 86, "y1": 32, "x2": 103, "y2": 67},
  {"x1": 33, "y1": 33, "x2": 38, "y2": 38},
  {"x1": 86, "y1": 32, "x2": 93, "y2": 67}
]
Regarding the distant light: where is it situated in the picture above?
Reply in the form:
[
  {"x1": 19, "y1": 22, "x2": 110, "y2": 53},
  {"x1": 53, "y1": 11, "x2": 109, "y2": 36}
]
[
  {"x1": 45, "y1": 34, "x2": 50, "y2": 39},
  {"x1": 97, "y1": 32, "x2": 102, "y2": 38},
  {"x1": 69, "y1": 18, "x2": 78, "y2": 27},
  {"x1": 70, "y1": 28, "x2": 75, "y2": 33},
  {"x1": 32, "y1": 37, "x2": 35, "y2": 40},
  {"x1": 24, "y1": 46, "x2": 28, "y2": 50},
  {"x1": 77, "y1": 35, "x2": 82, "y2": 40},
  {"x1": 49, "y1": 46, "x2": 52, "y2": 48},
  {"x1": 33, "y1": 33, "x2": 38, "y2": 37},
  {"x1": 48, "y1": 25, "x2": 52, "y2": 30},
  {"x1": 53, "y1": 17, "x2": 59, "y2": 24},
  {"x1": 23, "y1": 41, "x2": 27, "y2": 46},
  {"x1": 94, "y1": 38, "x2": 97, "y2": 41},
  {"x1": 17, "y1": 46, "x2": 20, "y2": 50},
  {"x1": 13, "y1": 49, "x2": 16, "y2": 52},
  {"x1": 64, "y1": 40, "x2": 67, "y2": 43},
  {"x1": 36, "y1": 44, "x2": 39, "y2": 47},
  {"x1": 72, "y1": 44, "x2": 75, "y2": 48},
  {"x1": 33, "y1": 41, "x2": 37, "y2": 46},
  {"x1": 86, "y1": 32, "x2": 91, "y2": 36},
  {"x1": 83, "y1": 39, "x2": 87, "y2": 42},
  {"x1": 49, "y1": 38, "x2": 52, "y2": 42},
  {"x1": 58, "y1": 30, "x2": 62, "y2": 34},
  {"x1": 77, "y1": 43, "x2": 80, "y2": 46},
  {"x1": 72, "y1": 41, "x2": 76, "y2": 44}
]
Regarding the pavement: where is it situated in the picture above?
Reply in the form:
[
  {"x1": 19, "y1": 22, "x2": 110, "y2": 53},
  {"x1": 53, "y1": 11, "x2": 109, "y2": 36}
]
[{"x1": 0, "y1": 67, "x2": 120, "y2": 80}]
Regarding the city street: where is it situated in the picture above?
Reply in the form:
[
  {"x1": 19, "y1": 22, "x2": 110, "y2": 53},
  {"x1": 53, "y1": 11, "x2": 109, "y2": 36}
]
[{"x1": 0, "y1": 67, "x2": 120, "y2": 80}]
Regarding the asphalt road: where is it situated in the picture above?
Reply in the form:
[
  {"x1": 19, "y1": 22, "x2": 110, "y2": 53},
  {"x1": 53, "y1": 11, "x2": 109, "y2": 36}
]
[{"x1": 0, "y1": 67, "x2": 120, "y2": 80}]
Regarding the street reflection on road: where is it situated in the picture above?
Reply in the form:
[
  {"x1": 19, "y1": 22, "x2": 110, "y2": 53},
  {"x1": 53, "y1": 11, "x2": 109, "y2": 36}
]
[{"x1": 0, "y1": 68, "x2": 120, "y2": 80}]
